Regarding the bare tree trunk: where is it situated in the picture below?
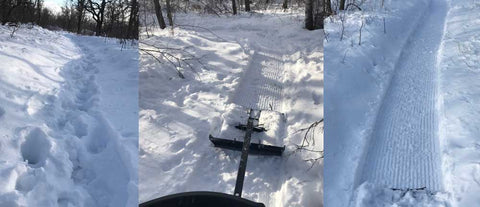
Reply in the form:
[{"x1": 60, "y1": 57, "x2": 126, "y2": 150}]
[
  {"x1": 325, "y1": 0, "x2": 332, "y2": 14},
  {"x1": 165, "y1": 0, "x2": 173, "y2": 26},
  {"x1": 34, "y1": 0, "x2": 42, "y2": 24},
  {"x1": 232, "y1": 0, "x2": 237, "y2": 14},
  {"x1": 84, "y1": 0, "x2": 107, "y2": 36},
  {"x1": 305, "y1": 0, "x2": 314, "y2": 30},
  {"x1": 76, "y1": 0, "x2": 85, "y2": 33},
  {"x1": 282, "y1": 0, "x2": 288, "y2": 10},
  {"x1": 96, "y1": 0, "x2": 106, "y2": 35},
  {"x1": 127, "y1": 0, "x2": 138, "y2": 39},
  {"x1": 153, "y1": 0, "x2": 166, "y2": 29},
  {"x1": 245, "y1": 0, "x2": 250, "y2": 11},
  {"x1": 339, "y1": 0, "x2": 345, "y2": 10}
]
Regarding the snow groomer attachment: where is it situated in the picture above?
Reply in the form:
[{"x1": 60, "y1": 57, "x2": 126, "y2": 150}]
[
  {"x1": 210, "y1": 109, "x2": 285, "y2": 197},
  {"x1": 139, "y1": 109, "x2": 283, "y2": 206},
  {"x1": 209, "y1": 109, "x2": 284, "y2": 156},
  {"x1": 139, "y1": 191, "x2": 265, "y2": 207}
]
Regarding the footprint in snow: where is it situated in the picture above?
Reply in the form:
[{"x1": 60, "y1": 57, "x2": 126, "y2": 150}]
[{"x1": 19, "y1": 127, "x2": 51, "y2": 168}]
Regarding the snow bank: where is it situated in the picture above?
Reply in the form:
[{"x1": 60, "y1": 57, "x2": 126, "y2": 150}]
[
  {"x1": 139, "y1": 12, "x2": 323, "y2": 207},
  {"x1": 439, "y1": 0, "x2": 480, "y2": 206},
  {"x1": 0, "y1": 25, "x2": 138, "y2": 206}
]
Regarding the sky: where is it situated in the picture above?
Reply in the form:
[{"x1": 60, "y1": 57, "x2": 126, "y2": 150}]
[{"x1": 44, "y1": 0, "x2": 63, "y2": 14}]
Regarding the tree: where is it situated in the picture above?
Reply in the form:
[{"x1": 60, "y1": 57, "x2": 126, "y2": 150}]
[
  {"x1": 282, "y1": 0, "x2": 288, "y2": 10},
  {"x1": 306, "y1": 0, "x2": 329, "y2": 30},
  {"x1": 85, "y1": 0, "x2": 109, "y2": 35},
  {"x1": 76, "y1": 0, "x2": 85, "y2": 33},
  {"x1": 165, "y1": 0, "x2": 173, "y2": 26},
  {"x1": 127, "y1": 0, "x2": 138, "y2": 39},
  {"x1": 305, "y1": 0, "x2": 314, "y2": 30},
  {"x1": 324, "y1": 0, "x2": 332, "y2": 14},
  {"x1": 245, "y1": 0, "x2": 250, "y2": 12},
  {"x1": 231, "y1": 0, "x2": 237, "y2": 15},
  {"x1": 1, "y1": 0, "x2": 18, "y2": 24},
  {"x1": 339, "y1": 0, "x2": 345, "y2": 10},
  {"x1": 34, "y1": 0, "x2": 43, "y2": 24},
  {"x1": 153, "y1": 0, "x2": 166, "y2": 29}
]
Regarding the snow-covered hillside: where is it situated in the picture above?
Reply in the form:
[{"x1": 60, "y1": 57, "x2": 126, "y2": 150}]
[
  {"x1": 324, "y1": 0, "x2": 479, "y2": 206},
  {"x1": 139, "y1": 13, "x2": 323, "y2": 207},
  {"x1": 0, "y1": 25, "x2": 138, "y2": 206}
]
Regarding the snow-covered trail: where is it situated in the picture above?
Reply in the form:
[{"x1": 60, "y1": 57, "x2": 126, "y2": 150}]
[
  {"x1": 57, "y1": 35, "x2": 138, "y2": 207},
  {"x1": 0, "y1": 26, "x2": 137, "y2": 207},
  {"x1": 139, "y1": 13, "x2": 323, "y2": 207},
  {"x1": 359, "y1": 0, "x2": 447, "y2": 192}
]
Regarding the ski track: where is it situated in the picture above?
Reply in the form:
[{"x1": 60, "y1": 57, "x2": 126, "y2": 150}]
[{"x1": 359, "y1": 0, "x2": 447, "y2": 191}]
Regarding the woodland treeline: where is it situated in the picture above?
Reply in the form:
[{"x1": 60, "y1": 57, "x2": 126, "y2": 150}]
[
  {"x1": 146, "y1": 0, "x2": 338, "y2": 30},
  {"x1": 1, "y1": 0, "x2": 139, "y2": 39}
]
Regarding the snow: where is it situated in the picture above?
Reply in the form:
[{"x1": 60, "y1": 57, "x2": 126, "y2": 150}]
[
  {"x1": 439, "y1": 0, "x2": 480, "y2": 206},
  {"x1": 323, "y1": 0, "x2": 467, "y2": 206},
  {"x1": 0, "y1": 25, "x2": 138, "y2": 206},
  {"x1": 139, "y1": 12, "x2": 323, "y2": 206},
  {"x1": 359, "y1": 0, "x2": 447, "y2": 192}
]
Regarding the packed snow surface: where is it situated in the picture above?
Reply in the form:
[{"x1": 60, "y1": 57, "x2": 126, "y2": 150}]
[
  {"x1": 139, "y1": 12, "x2": 323, "y2": 207},
  {"x1": 323, "y1": 0, "x2": 468, "y2": 206},
  {"x1": 0, "y1": 25, "x2": 138, "y2": 206},
  {"x1": 359, "y1": 0, "x2": 446, "y2": 191}
]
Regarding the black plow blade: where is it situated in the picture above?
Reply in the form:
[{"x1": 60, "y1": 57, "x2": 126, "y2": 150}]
[
  {"x1": 139, "y1": 191, "x2": 265, "y2": 207},
  {"x1": 235, "y1": 124, "x2": 266, "y2": 132},
  {"x1": 209, "y1": 135, "x2": 285, "y2": 156}
]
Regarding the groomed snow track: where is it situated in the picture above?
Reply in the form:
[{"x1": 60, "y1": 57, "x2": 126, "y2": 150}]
[
  {"x1": 232, "y1": 51, "x2": 284, "y2": 112},
  {"x1": 359, "y1": 0, "x2": 447, "y2": 191}
]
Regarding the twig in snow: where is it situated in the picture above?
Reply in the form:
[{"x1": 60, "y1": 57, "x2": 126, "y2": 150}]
[
  {"x1": 304, "y1": 156, "x2": 324, "y2": 171},
  {"x1": 9, "y1": 23, "x2": 19, "y2": 38},
  {"x1": 287, "y1": 119, "x2": 324, "y2": 170},
  {"x1": 359, "y1": 18, "x2": 364, "y2": 45},
  {"x1": 341, "y1": 49, "x2": 349, "y2": 64},
  {"x1": 345, "y1": 3, "x2": 362, "y2": 11},
  {"x1": 295, "y1": 119, "x2": 324, "y2": 148},
  {"x1": 141, "y1": 48, "x2": 185, "y2": 79},
  {"x1": 139, "y1": 41, "x2": 208, "y2": 79},
  {"x1": 340, "y1": 13, "x2": 346, "y2": 41}
]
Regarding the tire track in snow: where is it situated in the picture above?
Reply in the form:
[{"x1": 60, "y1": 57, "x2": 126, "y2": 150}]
[{"x1": 359, "y1": 0, "x2": 447, "y2": 191}]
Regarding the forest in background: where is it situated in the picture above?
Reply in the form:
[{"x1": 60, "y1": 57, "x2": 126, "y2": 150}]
[
  {"x1": 142, "y1": 0, "x2": 338, "y2": 30},
  {"x1": 1, "y1": 0, "x2": 139, "y2": 39}
]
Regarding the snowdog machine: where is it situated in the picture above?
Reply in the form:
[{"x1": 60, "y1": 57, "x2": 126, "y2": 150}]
[{"x1": 140, "y1": 109, "x2": 285, "y2": 207}]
